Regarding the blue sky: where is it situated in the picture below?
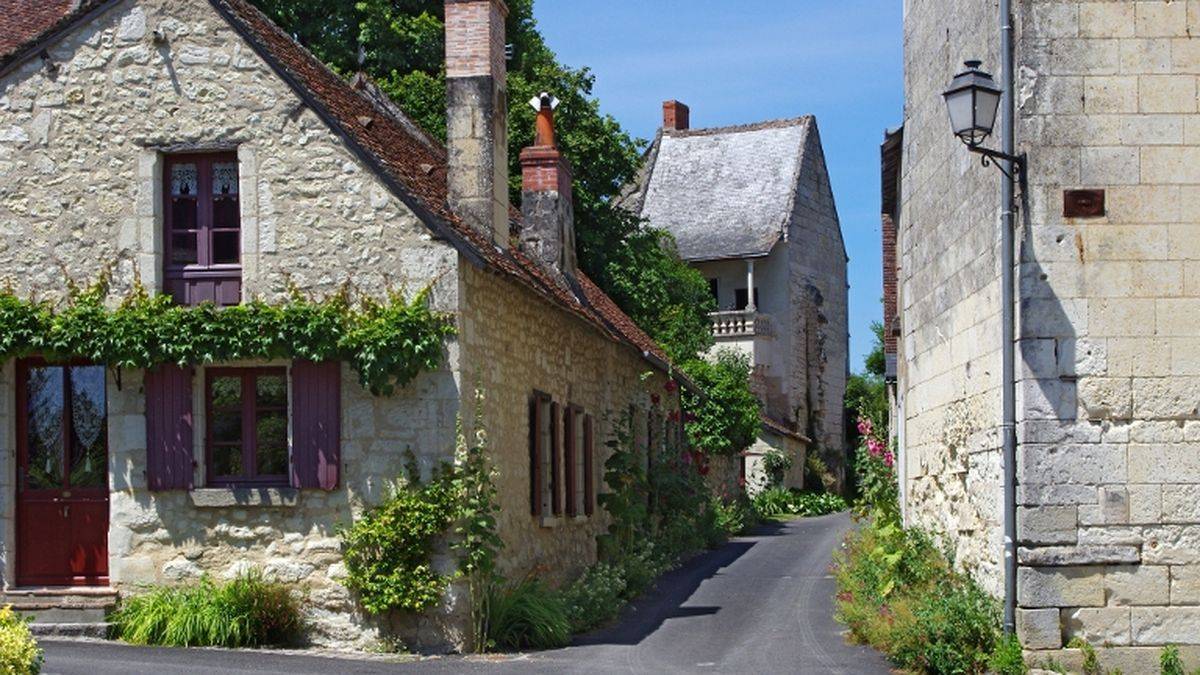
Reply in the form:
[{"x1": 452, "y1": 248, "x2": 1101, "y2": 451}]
[{"x1": 534, "y1": 0, "x2": 904, "y2": 372}]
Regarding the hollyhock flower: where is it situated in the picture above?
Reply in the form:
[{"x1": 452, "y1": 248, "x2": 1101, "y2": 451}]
[
  {"x1": 884, "y1": 451, "x2": 895, "y2": 468},
  {"x1": 664, "y1": 379, "x2": 679, "y2": 393},
  {"x1": 867, "y1": 437, "x2": 884, "y2": 457},
  {"x1": 857, "y1": 417, "x2": 873, "y2": 436}
]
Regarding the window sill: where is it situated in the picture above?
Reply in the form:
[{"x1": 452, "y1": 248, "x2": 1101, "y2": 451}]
[
  {"x1": 539, "y1": 516, "x2": 562, "y2": 529},
  {"x1": 189, "y1": 487, "x2": 298, "y2": 508}
]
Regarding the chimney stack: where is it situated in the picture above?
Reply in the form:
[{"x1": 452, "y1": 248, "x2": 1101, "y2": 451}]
[
  {"x1": 445, "y1": 0, "x2": 510, "y2": 248},
  {"x1": 519, "y1": 93, "x2": 576, "y2": 277},
  {"x1": 663, "y1": 100, "x2": 690, "y2": 131}
]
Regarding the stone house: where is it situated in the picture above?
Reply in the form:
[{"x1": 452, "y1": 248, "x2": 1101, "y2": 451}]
[
  {"x1": 622, "y1": 104, "x2": 848, "y2": 491},
  {"x1": 891, "y1": 0, "x2": 1200, "y2": 668},
  {"x1": 0, "y1": 0, "x2": 694, "y2": 650}
]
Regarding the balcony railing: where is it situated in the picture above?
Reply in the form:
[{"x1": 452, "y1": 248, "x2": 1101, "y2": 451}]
[{"x1": 709, "y1": 310, "x2": 773, "y2": 338}]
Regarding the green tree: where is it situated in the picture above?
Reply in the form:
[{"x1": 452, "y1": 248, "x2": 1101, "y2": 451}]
[
  {"x1": 682, "y1": 351, "x2": 762, "y2": 457},
  {"x1": 846, "y1": 321, "x2": 888, "y2": 432},
  {"x1": 251, "y1": 0, "x2": 714, "y2": 364}
]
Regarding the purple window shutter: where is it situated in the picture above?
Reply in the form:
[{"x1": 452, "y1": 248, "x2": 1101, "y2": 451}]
[
  {"x1": 292, "y1": 361, "x2": 341, "y2": 490},
  {"x1": 145, "y1": 365, "x2": 195, "y2": 491}
]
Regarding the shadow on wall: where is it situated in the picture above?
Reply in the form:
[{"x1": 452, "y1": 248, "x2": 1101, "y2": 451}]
[{"x1": 1018, "y1": 183, "x2": 1078, "y2": 423}]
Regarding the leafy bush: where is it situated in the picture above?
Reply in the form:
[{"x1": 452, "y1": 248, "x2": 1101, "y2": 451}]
[
  {"x1": 113, "y1": 572, "x2": 300, "y2": 648},
  {"x1": 486, "y1": 580, "x2": 570, "y2": 651},
  {"x1": 751, "y1": 487, "x2": 848, "y2": 520},
  {"x1": 892, "y1": 582, "x2": 1001, "y2": 674},
  {"x1": 989, "y1": 634, "x2": 1028, "y2": 675},
  {"x1": 681, "y1": 350, "x2": 762, "y2": 456},
  {"x1": 0, "y1": 606, "x2": 42, "y2": 674},
  {"x1": 560, "y1": 563, "x2": 627, "y2": 633},
  {"x1": 704, "y1": 494, "x2": 754, "y2": 546},
  {"x1": 341, "y1": 455, "x2": 460, "y2": 614},
  {"x1": 762, "y1": 449, "x2": 793, "y2": 486}
]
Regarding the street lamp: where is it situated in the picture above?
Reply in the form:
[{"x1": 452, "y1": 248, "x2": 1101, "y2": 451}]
[
  {"x1": 943, "y1": 60, "x2": 1001, "y2": 147},
  {"x1": 943, "y1": 60, "x2": 1025, "y2": 177}
]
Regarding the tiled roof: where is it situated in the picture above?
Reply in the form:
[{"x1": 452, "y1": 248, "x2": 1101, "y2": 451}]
[
  {"x1": 0, "y1": 0, "x2": 92, "y2": 65},
  {"x1": 760, "y1": 413, "x2": 811, "y2": 444},
  {"x1": 633, "y1": 117, "x2": 814, "y2": 262},
  {"x1": 0, "y1": 0, "x2": 684, "y2": 383}
]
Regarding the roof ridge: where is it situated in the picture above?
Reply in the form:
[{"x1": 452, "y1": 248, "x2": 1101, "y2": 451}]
[{"x1": 664, "y1": 115, "x2": 813, "y2": 139}]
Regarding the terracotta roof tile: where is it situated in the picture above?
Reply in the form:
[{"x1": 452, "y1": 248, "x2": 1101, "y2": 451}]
[{"x1": 0, "y1": 0, "x2": 87, "y2": 61}]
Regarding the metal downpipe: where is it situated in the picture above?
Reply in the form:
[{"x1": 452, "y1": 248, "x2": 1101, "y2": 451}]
[{"x1": 1000, "y1": 0, "x2": 1018, "y2": 636}]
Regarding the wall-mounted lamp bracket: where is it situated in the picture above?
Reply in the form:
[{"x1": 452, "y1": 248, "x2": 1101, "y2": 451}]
[{"x1": 968, "y1": 145, "x2": 1026, "y2": 184}]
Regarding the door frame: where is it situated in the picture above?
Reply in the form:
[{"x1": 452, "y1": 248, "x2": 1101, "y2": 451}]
[{"x1": 14, "y1": 358, "x2": 110, "y2": 587}]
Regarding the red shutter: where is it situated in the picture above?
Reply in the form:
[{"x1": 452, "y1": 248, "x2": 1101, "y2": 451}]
[
  {"x1": 145, "y1": 365, "x2": 195, "y2": 491},
  {"x1": 550, "y1": 401, "x2": 561, "y2": 516},
  {"x1": 565, "y1": 407, "x2": 577, "y2": 517},
  {"x1": 530, "y1": 395, "x2": 543, "y2": 517},
  {"x1": 584, "y1": 415, "x2": 595, "y2": 516},
  {"x1": 292, "y1": 361, "x2": 341, "y2": 490}
]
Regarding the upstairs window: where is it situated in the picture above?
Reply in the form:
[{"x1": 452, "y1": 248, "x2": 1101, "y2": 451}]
[
  {"x1": 164, "y1": 153, "x2": 242, "y2": 306},
  {"x1": 735, "y1": 287, "x2": 760, "y2": 311}
]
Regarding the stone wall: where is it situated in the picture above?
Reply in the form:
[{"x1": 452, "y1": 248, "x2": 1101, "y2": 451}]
[
  {"x1": 457, "y1": 263, "x2": 681, "y2": 584},
  {"x1": 901, "y1": 0, "x2": 1200, "y2": 665},
  {"x1": 0, "y1": 0, "x2": 458, "y2": 307},
  {"x1": 898, "y1": 0, "x2": 1007, "y2": 595},
  {"x1": 1012, "y1": 0, "x2": 1200, "y2": 659},
  {"x1": 786, "y1": 119, "x2": 849, "y2": 490}
]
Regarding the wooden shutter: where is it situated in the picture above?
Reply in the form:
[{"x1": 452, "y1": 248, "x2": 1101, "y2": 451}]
[
  {"x1": 550, "y1": 401, "x2": 561, "y2": 516},
  {"x1": 583, "y1": 414, "x2": 595, "y2": 516},
  {"x1": 529, "y1": 395, "x2": 543, "y2": 516},
  {"x1": 145, "y1": 365, "x2": 195, "y2": 491},
  {"x1": 565, "y1": 407, "x2": 577, "y2": 517},
  {"x1": 291, "y1": 361, "x2": 341, "y2": 490}
]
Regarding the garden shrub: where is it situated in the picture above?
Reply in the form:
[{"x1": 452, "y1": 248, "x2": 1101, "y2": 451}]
[
  {"x1": 113, "y1": 571, "x2": 301, "y2": 648},
  {"x1": 989, "y1": 634, "x2": 1028, "y2": 675},
  {"x1": 340, "y1": 454, "x2": 459, "y2": 614},
  {"x1": 560, "y1": 563, "x2": 627, "y2": 633},
  {"x1": 751, "y1": 487, "x2": 848, "y2": 520},
  {"x1": 0, "y1": 606, "x2": 42, "y2": 675},
  {"x1": 486, "y1": 580, "x2": 570, "y2": 651}
]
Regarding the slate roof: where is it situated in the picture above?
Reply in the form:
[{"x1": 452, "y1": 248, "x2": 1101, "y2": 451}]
[
  {"x1": 632, "y1": 117, "x2": 814, "y2": 263},
  {"x1": 0, "y1": 0, "x2": 690, "y2": 388}
]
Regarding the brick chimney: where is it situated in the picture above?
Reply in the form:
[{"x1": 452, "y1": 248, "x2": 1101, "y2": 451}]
[
  {"x1": 519, "y1": 92, "x2": 576, "y2": 277},
  {"x1": 445, "y1": 0, "x2": 510, "y2": 248},
  {"x1": 663, "y1": 100, "x2": 690, "y2": 131}
]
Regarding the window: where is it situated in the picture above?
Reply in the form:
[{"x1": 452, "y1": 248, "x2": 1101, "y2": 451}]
[
  {"x1": 735, "y1": 288, "x2": 760, "y2": 311},
  {"x1": 18, "y1": 362, "x2": 107, "y2": 491},
  {"x1": 165, "y1": 153, "x2": 242, "y2": 306},
  {"x1": 707, "y1": 279, "x2": 719, "y2": 306},
  {"x1": 529, "y1": 392, "x2": 559, "y2": 517},
  {"x1": 205, "y1": 368, "x2": 288, "y2": 486}
]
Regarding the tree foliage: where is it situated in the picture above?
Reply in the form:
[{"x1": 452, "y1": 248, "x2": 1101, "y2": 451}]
[
  {"x1": 682, "y1": 350, "x2": 762, "y2": 457},
  {"x1": 250, "y1": 0, "x2": 714, "y2": 364}
]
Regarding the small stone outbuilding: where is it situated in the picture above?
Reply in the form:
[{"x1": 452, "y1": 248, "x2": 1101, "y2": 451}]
[{"x1": 0, "y1": 0, "x2": 692, "y2": 650}]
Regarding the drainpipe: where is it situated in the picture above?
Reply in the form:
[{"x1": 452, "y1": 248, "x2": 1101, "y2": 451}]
[{"x1": 1000, "y1": 0, "x2": 1018, "y2": 636}]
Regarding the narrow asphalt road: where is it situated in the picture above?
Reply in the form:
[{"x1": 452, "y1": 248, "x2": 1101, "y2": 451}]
[{"x1": 41, "y1": 512, "x2": 891, "y2": 675}]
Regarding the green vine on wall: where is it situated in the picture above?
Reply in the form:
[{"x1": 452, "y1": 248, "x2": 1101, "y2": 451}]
[{"x1": 0, "y1": 274, "x2": 455, "y2": 396}]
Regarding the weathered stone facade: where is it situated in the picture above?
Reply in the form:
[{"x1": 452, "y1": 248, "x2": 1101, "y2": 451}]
[
  {"x1": 898, "y1": 0, "x2": 1200, "y2": 667},
  {"x1": 0, "y1": 0, "x2": 689, "y2": 652}
]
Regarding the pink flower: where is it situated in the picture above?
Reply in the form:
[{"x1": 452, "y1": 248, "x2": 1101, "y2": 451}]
[
  {"x1": 883, "y1": 451, "x2": 895, "y2": 468},
  {"x1": 664, "y1": 380, "x2": 679, "y2": 393},
  {"x1": 867, "y1": 437, "x2": 884, "y2": 457},
  {"x1": 857, "y1": 417, "x2": 873, "y2": 436}
]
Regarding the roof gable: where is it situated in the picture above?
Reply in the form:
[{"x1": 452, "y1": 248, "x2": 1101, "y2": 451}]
[{"x1": 637, "y1": 117, "x2": 813, "y2": 262}]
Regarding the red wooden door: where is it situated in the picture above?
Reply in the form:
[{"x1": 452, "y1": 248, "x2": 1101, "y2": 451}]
[{"x1": 16, "y1": 361, "x2": 109, "y2": 586}]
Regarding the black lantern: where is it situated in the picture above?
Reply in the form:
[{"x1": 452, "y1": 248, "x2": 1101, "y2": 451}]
[{"x1": 943, "y1": 60, "x2": 1002, "y2": 147}]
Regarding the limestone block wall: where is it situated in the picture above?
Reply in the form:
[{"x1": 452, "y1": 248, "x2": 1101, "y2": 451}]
[
  {"x1": 898, "y1": 0, "x2": 1007, "y2": 595},
  {"x1": 786, "y1": 121, "x2": 848, "y2": 488},
  {"x1": 457, "y1": 264, "x2": 680, "y2": 585},
  {"x1": 1011, "y1": 0, "x2": 1200, "y2": 659}
]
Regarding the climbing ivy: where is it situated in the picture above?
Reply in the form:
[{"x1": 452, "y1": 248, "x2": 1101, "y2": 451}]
[{"x1": 0, "y1": 274, "x2": 455, "y2": 396}]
